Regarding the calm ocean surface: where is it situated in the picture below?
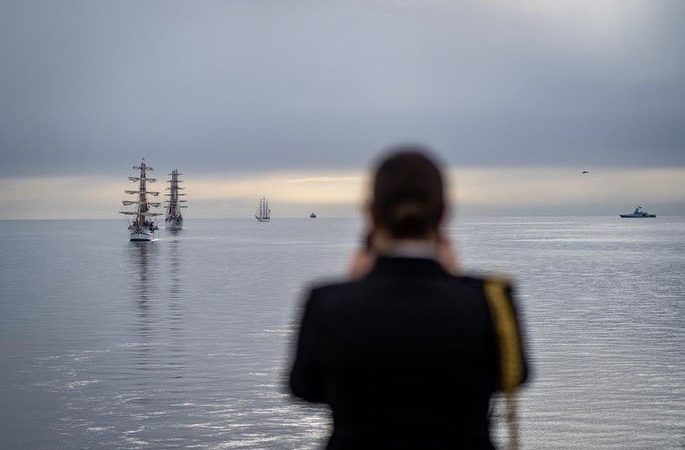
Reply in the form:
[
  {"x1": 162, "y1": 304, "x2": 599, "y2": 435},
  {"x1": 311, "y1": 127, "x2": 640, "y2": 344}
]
[{"x1": 0, "y1": 217, "x2": 683, "y2": 449}]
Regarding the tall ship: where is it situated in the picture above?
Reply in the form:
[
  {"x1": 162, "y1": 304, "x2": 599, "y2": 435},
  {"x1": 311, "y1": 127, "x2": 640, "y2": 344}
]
[
  {"x1": 255, "y1": 197, "x2": 271, "y2": 222},
  {"x1": 620, "y1": 206, "x2": 656, "y2": 218},
  {"x1": 165, "y1": 169, "x2": 187, "y2": 230},
  {"x1": 120, "y1": 158, "x2": 162, "y2": 241}
]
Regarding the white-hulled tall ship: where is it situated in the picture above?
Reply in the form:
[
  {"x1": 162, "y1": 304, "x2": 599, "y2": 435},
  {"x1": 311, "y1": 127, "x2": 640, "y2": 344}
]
[
  {"x1": 255, "y1": 197, "x2": 271, "y2": 222},
  {"x1": 120, "y1": 159, "x2": 162, "y2": 241},
  {"x1": 165, "y1": 169, "x2": 187, "y2": 230}
]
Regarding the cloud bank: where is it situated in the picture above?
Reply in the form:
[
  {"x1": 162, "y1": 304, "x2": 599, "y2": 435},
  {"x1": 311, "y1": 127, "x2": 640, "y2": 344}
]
[
  {"x1": 0, "y1": 0, "x2": 683, "y2": 179},
  {"x1": 1, "y1": 167, "x2": 682, "y2": 219}
]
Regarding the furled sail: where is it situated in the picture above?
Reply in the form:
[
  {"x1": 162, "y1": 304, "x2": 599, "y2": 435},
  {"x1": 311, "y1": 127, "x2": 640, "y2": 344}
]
[
  {"x1": 125, "y1": 189, "x2": 159, "y2": 196},
  {"x1": 122, "y1": 201, "x2": 161, "y2": 207},
  {"x1": 120, "y1": 211, "x2": 162, "y2": 216}
]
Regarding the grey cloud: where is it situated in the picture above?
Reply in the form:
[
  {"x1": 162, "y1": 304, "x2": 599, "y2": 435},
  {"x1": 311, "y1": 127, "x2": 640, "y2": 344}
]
[{"x1": 1, "y1": 0, "x2": 684, "y2": 176}]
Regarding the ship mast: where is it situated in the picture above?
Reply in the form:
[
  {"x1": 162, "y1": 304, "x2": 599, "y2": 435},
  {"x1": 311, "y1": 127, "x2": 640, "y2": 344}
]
[
  {"x1": 165, "y1": 169, "x2": 187, "y2": 218},
  {"x1": 168, "y1": 170, "x2": 177, "y2": 216},
  {"x1": 138, "y1": 161, "x2": 149, "y2": 225},
  {"x1": 121, "y1": 158, "x2": 161, "y2": 224}
]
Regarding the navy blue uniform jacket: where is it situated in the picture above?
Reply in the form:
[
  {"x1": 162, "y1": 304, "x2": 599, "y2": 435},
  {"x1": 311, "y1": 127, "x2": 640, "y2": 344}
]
[{"x1": 289, "y1": 256, "x2": 528, "y2": 449}]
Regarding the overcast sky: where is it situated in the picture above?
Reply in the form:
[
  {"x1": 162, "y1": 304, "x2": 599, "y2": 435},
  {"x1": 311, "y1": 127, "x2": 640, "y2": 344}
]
[{"x1": 0, "y1": 1, "x2": 683, "y2": 218}]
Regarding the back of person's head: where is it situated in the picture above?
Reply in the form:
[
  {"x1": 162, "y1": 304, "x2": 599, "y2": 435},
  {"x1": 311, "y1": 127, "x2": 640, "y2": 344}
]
[{"x1": 371, "y1": 146, "x2": 446, "y2": 240}]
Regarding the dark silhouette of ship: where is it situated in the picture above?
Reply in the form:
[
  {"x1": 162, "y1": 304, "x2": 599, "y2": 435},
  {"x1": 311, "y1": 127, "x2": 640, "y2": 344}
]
[
  {"x1": 164, "y1": 169, "x2": 186, "y2": 230},
  {"x1": 620, "y1": 206, "x2": 656, "y2": 218},
  {"x1": 255, "y1": 197, "x2": 271, "y2": 222}
]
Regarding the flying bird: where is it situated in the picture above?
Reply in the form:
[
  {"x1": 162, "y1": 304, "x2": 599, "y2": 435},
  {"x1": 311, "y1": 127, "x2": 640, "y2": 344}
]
[{"x1": 582, "y1": 170, "x2": 589, "y2": 174}]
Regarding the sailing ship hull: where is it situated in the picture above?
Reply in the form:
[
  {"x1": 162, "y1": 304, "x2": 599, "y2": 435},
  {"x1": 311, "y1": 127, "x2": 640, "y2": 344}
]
[
  {"x1": 165, "y1": 218, "x2": 184, "y2": 230},
  {"x1": 129, "y1": 227, "x2": 155, "y2": 241},
  {"x1": 255, "y1": 216, "x2": 270, "y2": 222}
]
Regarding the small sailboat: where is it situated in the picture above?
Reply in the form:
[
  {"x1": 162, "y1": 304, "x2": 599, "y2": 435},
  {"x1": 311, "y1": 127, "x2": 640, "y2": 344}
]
[
  {"x1": 309, "y1": 212, "x2": 317, "y2": 218},
  {"x1": 255, "y1": 197, "x2": 271, "y2": 222},
  {"x1": 120, "y1": 158, "x2": 162, "y2": 241},
  {"x1": 165, "y1": 169, "x2": 187, "y2": 230}
]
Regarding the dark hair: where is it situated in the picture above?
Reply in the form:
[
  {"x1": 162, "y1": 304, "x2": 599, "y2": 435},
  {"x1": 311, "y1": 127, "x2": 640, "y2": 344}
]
[{"x1": 371, "y1": 146, "x2": 445, "y2": 239}]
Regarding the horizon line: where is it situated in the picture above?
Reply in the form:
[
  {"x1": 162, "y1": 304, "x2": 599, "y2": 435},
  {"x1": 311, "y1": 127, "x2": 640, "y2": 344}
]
[{"x1": 2, "y1": 213, "x2": 684, "y2": 222}]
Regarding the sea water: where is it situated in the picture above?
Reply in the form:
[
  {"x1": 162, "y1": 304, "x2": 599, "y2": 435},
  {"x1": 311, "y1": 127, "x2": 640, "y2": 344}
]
[{"x1": 0, "y1": 217, "x2": 683, "y2": 449}]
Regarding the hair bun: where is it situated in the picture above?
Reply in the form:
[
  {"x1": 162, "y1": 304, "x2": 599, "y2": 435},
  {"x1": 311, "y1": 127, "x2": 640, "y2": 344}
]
[
  {"x1": 387, "y1": 201, "x2": 430, "y2": 237},
  {"x1": 372, "y1": 148, "x2": 445, "y2": 239}
]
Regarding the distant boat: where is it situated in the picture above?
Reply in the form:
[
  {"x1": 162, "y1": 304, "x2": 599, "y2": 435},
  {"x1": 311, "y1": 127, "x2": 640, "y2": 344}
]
[
  {"x1": 310, "y1": 212, "x2": 317, "y2": 218},
  {"x1": 620, "y1": 206, "x2": 656, "y2": 218},
  {"x1": 165, "y1": 169, "x2": 187, "y2": 230},
  {"x1": 120, "y1": 158, "x2": 162, "y2": 241},
  {"x1": 255, "y1": 197, "x2": 271, "y2": 222},
  {"x1": 582, "y1": 170, "x2": 589, "y2": 174}
]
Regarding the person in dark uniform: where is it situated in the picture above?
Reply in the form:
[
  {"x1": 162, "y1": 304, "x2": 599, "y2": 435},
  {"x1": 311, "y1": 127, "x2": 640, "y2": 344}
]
[{"x1": 289, "y1": 147, "x2": 529, "y2": 449}]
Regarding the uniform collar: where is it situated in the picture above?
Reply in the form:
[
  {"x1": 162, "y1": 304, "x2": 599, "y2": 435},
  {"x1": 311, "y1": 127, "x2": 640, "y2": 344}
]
[
  {"x1": 382, "y1": 241, "x2": 437, "y2": 259},
  {"x1": 367, "y1": 255, "x2": 447, "y2": 278}
]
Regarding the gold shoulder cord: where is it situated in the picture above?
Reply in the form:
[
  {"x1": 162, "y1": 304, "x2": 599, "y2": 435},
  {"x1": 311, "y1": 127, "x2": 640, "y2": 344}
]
[{"x1": 484, "y1": 279, "x2": 523, "y2": 450}]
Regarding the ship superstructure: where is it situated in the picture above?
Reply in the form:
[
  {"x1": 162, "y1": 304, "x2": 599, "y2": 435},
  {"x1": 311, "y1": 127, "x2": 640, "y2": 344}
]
[
  {"x1": 620, "y1": 206, "x2": 656, "y2": 218},
  {"x1": 120, "y1": 159, "x2": 162, "y2": 241},
  {"x1": 165, "y1": 169, "x2": 187, "y2": 230}
]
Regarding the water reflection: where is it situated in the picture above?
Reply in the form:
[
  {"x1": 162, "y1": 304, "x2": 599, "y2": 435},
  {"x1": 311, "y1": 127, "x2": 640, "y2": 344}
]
[
  {"x1": 166, "y1": 237, "x2": 186, "y2": 376},
  {"x1": 126, "y1": 241, "x2": 160, "y2": 378},
  {"x1": 168, "y1": 238, "x2": 182, "y2": 304},
  {"x1": 127, "y1": 242, "x2": 158, "y2": 338},
  {"x1": 3, "y1": 218, "x2": 682, "y2": 448},
  {"x1": 125, "y1": 237, "x2": 188, "y2": 380}
]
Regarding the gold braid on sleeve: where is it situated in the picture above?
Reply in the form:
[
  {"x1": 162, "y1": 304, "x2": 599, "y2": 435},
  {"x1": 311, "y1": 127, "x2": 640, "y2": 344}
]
[
  {"x1": 485, "y1": 278, "x2": 523, "y2": 449},
  {"x1": 484, "y1": 278, "x2": 523, "y2": 393}
]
